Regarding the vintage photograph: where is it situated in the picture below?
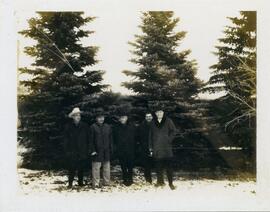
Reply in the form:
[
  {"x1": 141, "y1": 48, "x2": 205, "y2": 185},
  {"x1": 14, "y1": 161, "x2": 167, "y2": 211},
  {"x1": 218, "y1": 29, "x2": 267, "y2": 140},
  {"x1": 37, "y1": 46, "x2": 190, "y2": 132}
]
[{"x1": 1, "y1": 0, "x2": 267, "y2": 211}]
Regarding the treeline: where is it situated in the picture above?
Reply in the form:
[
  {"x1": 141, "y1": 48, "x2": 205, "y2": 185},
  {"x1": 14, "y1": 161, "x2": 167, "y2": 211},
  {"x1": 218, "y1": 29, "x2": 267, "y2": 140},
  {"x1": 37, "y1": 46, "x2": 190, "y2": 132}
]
[{"x1": 18, "y1": 11, "x2": 256, "y2": 171}]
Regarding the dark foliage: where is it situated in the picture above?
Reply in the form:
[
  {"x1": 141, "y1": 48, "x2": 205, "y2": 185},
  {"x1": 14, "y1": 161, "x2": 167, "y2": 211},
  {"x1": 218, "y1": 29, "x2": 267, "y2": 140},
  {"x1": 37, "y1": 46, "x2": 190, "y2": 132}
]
[
  {"x1": 204, "y1": 11, "x2": 256, "y2": 169},
  {"x1": 18, "y1": 12, "x2": 107, "y2": 169}
]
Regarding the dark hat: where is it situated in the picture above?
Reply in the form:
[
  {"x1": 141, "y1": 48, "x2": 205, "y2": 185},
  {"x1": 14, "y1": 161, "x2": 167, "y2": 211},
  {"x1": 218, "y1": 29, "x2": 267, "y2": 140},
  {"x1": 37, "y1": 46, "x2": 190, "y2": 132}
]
[
  {"x1": 94, "y1": 108, "x2": 106, "y2": 118},
  {"x1": 144, "y1": 110, "x2": 153, "y2": 115},
  {"x1": 149, "y1": 102, "x2": 165, "y2": 112},
  {"x1": 115, "y1": 107, "x2": 129, "y2": 117},
  {"x1": 117, "y1": 111, "x2": 128, "y2": 117}
]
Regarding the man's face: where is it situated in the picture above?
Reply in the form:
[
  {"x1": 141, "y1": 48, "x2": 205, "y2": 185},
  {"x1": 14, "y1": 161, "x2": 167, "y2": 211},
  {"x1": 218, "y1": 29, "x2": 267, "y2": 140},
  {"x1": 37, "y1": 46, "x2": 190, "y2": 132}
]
[
  {"x1": 119, "y1": 116, "x2": 128, "y2": 124},
  {"x1": 72, "y1": 113, "x2": 81, "y2": 124},
  {"x1": 96, "y1": 116, "x2": 105, "y2": 124},
  {"x1": 145, "y1": 113, "x2": 153, "y2": 122},
  {"x1": 155, "y1": 110, "x2": 164, "y2": 120}
]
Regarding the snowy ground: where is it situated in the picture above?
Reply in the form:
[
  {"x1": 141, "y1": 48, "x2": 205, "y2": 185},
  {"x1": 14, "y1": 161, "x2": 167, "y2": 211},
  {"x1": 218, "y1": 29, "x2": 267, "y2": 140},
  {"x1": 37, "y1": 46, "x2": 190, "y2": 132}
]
[
  {"x1": 12, "y1": 166, "x2": 262, "y2": 211},
  {"x1": 17, "y1": 166, "x2": 256, "y2": 195}
]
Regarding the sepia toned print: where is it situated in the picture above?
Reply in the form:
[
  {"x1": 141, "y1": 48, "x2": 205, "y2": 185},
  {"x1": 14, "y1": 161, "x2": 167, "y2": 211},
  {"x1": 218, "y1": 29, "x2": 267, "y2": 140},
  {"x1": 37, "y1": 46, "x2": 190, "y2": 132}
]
[{"x1": 15, "y1": 5, "x2": 259, "y2": 211}]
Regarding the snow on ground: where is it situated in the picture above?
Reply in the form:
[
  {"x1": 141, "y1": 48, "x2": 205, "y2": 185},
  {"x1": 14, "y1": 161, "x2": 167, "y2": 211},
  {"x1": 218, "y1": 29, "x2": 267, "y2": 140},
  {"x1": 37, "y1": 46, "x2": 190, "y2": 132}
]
[
  {"x1": 14, "y1": 166, "x2": 259, "y2": 211},
  {"x1": 17, "y1": 166, "x2": 256, "y2": 195}
]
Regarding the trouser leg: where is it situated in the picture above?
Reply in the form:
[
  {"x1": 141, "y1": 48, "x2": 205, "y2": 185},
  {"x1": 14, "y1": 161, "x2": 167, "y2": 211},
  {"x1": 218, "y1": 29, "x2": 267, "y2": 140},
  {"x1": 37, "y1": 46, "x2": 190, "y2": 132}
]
[
  {"x1": 144, "y1": 156, "x2": 152, "y2": 183},
  {"x1": 77, "y1": 159, "x2": 85, "y2": 185},
  {"x1": 156, "y1": 159, "x2": 165, "y2": 184},
  {"x1": 127, "y1": 159, "x2": 133, "y2": 184},
  {"x1": 68, "y1": 169, "x2": 75, "y2": 186},
  {"x1": 68, "y1": 159, "x2": 76, "y2": 186},
  {"x1": 102, "y1": 161, "x2": 110, "y2": 185},
  {"x1": 92, "y1": 161, "x2": 102, "y2": 187},
  {"x1": 120, "y1": 160, "x2": 128, "y2": 183},
  {"x1": 165, "y1": 159, "x2": 173, "y2": 185}
]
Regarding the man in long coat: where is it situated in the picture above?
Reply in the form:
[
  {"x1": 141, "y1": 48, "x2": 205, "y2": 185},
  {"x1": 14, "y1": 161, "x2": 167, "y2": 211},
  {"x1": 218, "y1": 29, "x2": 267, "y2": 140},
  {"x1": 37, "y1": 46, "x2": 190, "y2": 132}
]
[
  {"x1": 113, "y1": 112, "x2": 136, "y2": 186},
  {"x1": 138, "y1": 111, "x2": 153, "y2": 183},
  {"x1": 90, "y1": 111, "x2": 113, "y2": 188},
  {"x1": 149, "y1": 108, "x2": 177, "y2": 190},
  {"x1": 63, "y1": 107, "x2": 91, "y2": 188}
]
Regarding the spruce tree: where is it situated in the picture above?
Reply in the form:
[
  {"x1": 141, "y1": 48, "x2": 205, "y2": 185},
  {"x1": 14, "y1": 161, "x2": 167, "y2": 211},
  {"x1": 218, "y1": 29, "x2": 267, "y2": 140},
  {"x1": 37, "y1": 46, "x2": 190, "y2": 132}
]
[
  {"x1": 123, "y1": 12, "x2": 201, "y2": 101},
  {"x1": 122, "y1": 12, "x2": 222, "y2": 170},
  {"x1": 206, "y1": 11, "x2": 256, "y2": 165},
  {"x1": 207, "y1": 11, "x2": 256, "y2": 97},
  {"x1": 18, "y1": 12, "x2": 106, "y2": 169},
  {"x1": 123, "y1": 11, "x2": 202, "y2": 128}
]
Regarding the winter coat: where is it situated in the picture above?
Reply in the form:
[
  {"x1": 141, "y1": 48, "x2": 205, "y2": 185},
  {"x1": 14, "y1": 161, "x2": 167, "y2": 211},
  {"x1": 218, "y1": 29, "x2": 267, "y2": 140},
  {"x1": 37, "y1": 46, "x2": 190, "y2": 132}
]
[
  {"x1": 149, "y1": 116, "x2": 176, "y2": 159},
  {"x1": 63, "y1": 121, "x2": 91, "y2": 160},
  {"x1": 113, "y1": 122, "x2": 136, "y2": 161},
  {"x1": 138, "y1": 120, "x2": 152, "y2": 156},
  {"x1": 90, "y1": 123, "x2": 113, "y2": 162}
]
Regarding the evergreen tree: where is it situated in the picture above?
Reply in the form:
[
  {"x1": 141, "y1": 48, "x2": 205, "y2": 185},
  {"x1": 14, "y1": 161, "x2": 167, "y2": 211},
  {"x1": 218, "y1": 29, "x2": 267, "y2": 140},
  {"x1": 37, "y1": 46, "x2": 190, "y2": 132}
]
[
  {"x1": 205, "y1": 11, "x2": 256, "y2": 164},
  {"x1": 18, "y1": 12, "x2": 106, "y2": 169},
  {"x1": 207, "y1": 12, "x2": 256, "y2": 96},
  {"x1": 123, "y1": 11, "x2": 203, "y2": 129},
  {"x1": 123, "y1": 12, "x2": 201, "y2": 101},
  {"x1": 122, "y1": 12, "x2": 224, "y2": 169}
]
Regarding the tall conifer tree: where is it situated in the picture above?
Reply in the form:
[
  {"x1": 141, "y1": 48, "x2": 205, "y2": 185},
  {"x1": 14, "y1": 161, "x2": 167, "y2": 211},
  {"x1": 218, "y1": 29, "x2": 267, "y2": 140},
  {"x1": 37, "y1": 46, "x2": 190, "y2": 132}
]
[
  {"x1": 122, "y1": 12, "x2": 222, "y2": 169},
  {"x1": 123, "y1": 11, "x2": 203, "y2": 130},
  {"x1": 123, "y1": 12, "x2": 201, "y2": 102},
  {"x1": 206, "y1": 11, "x2": 256, "y2": 163},
  {"x1": 18, "y1": 12, "x2": 106, "y2": 168}
]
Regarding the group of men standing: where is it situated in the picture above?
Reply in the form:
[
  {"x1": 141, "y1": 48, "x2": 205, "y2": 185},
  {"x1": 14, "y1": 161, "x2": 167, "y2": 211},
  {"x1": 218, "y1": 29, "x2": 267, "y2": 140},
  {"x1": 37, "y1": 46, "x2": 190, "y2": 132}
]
[{"x1": 64, "y1": 106, "x2": 177, "y2": 190}]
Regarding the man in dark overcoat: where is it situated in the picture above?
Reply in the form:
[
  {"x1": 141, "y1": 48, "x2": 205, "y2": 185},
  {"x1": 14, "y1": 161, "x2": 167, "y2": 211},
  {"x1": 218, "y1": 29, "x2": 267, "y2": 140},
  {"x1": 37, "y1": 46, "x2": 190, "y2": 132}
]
[
  {"x1": 90, "y1": 111, "x2": 113, "y2": 188},
  {"x1": 113, "y1": 112, "x2": 136, "y2": 186},
  {"x1": 63, "y1": 107, "x2": 91, "y2": 188},
  {"x1": 138, "y1": 111, "x2": 153, "y2": 183},
  {"x1": 149, "y1": 108, "x2": 177, "y2": 190}
]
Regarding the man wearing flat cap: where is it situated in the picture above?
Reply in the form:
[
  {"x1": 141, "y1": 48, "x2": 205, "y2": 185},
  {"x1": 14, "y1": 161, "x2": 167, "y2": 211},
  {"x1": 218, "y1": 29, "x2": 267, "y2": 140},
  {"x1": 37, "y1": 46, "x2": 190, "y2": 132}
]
[
  {"x1": 63, "y1": 107, "x2": 91, "y2": 188},
  {"x1": 90, "y1": 109, "x2": 113, "y2": 189}
]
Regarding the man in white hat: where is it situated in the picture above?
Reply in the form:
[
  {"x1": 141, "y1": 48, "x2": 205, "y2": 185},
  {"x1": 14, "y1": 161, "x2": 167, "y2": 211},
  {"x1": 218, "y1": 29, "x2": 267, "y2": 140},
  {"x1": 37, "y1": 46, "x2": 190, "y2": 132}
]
[{"x1": 64, "y1": 107, "x2": 91, "y2": 188}]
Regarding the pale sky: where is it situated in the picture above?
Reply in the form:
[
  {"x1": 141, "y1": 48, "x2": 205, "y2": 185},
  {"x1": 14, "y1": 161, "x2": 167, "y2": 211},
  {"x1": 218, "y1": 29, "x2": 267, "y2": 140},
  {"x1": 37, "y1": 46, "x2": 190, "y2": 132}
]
[
  {"x1": 3, "y1": 2, "x2": 270, "y2": 207},
  {"x1": 17, "y1": 6, "x2": 241, "y2": 99}
]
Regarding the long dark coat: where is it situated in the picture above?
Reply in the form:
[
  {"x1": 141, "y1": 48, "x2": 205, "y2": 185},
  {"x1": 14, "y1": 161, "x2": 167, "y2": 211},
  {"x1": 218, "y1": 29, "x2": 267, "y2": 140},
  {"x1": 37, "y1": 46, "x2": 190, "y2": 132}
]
[
  {"x1": 63, "y1": 121, "x2": 91, "y2": 160},
  {"x1": 149, "y1": 116, "x2": 176, "y2": 159},
  {"x1": 138, "y1": 120, "x2": 152, "y2": 156},
  {"x1": 90, "y1": 123, "x2": 113, "y2": 162},
  {"x1": 113, "y1": 122, "x2": 136, "y2": 161}
]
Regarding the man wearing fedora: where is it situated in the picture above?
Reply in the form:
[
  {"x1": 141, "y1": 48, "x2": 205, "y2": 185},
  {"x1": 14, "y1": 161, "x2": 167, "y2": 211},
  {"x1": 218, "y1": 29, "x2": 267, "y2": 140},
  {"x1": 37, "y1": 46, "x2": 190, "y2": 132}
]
[
  {"x1": 149, "y1": 107, "x2": 177, "y2": 190},
  {"x1": 113, "y1": 112, "x2": 136, "y2": 186},
  {"x1": 90, "y1": 109, "x2": 113, "y2": 189},
  {"x1": 63, "y1": 107, "x2": 91, "y2": 188}
]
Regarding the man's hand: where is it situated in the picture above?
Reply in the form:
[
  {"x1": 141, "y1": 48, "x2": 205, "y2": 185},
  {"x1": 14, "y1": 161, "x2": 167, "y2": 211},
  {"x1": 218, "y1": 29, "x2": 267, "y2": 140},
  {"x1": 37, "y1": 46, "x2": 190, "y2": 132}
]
[
  {"x1": 149, "y1": 149, "x2": 153, "y2": 157},
  {"x1": 91, "y1": 152, "x2": 97, "y2": 156}
]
